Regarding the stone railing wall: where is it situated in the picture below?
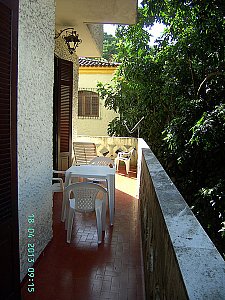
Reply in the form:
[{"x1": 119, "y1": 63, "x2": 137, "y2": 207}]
[
  {"x1": 138, "y1": 138, "x2": 225, "y2": 299},
  {"x1": 74, "y1": 135, "x2": 138, "y2": 166}
]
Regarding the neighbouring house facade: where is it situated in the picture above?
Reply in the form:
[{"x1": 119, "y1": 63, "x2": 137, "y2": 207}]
[
  {"x1": 76, "y1": 57, "x2": 120, "y2": 137},
  {"x1": 0, "y1": 0, "x2": 137, "y2": 298}
]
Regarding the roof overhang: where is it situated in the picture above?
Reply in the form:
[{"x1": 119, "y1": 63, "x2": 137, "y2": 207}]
[{"x1": 56, "y1": 0, "x2": 137, "y2": 57}]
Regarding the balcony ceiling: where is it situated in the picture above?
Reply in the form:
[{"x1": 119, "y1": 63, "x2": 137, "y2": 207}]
[
  {"x1": 55, "y1": 0, "x2": 137, "y2": 57},
  {"x1": 56, "y1": 0, "x2": 137, "y2": 25}
]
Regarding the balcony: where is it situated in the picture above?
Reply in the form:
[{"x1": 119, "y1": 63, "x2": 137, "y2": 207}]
[
  {"x1": 21, "y1": 137, "x2": 225, "y2": 299},
  {"x1": 21, "y1": 163, "x2": 145, "y2": 300}
]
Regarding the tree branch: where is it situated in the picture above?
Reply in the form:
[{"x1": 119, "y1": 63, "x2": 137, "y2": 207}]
[{"x1": 197, "y1": 71, "x2": 223, "y2": 98}]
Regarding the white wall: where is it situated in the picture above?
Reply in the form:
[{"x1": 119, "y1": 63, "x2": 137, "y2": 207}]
[
  {"x1": 18, "y1": 0, "x2": 55, "y2": 280},
  {"x1": 76, "y1": 72, "x2": 119, "y2": 137}
]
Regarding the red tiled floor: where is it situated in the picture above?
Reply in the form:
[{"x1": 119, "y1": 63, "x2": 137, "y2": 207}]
[{"x1": 21, "y1": 166, "x2": 145, "y2": 300}]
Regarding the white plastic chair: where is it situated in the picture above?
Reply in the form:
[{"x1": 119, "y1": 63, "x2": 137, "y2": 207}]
[
  {"x1": 52, "y1": 170, "x2": 66, "y2": 194},
  {"x1": 88, "y1": 156, "x2": 114, "y2": 187},
  {"x1": 52, "y1": 170, "x2": 66, "y2": 220},
  {"x1": 65, "y1": 182, "x2": 107, "y2": 244},
  {"x1": 115, "y1": 148, "x2": 135, "y2": 174},
  {"x1": 73, "y1": 142, "x2": 97, "y2": 165}
]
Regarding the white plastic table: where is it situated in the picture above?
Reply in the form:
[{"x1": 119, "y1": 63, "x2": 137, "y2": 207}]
[{"x1": 65, "y1": 164, "x2": 116, "y2": 225}]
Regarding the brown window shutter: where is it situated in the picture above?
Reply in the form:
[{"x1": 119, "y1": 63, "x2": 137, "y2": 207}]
[
  {"x1": 92, "y1": 95, "x2": 99, "y2": 117},
  {"x1": 0, "y1": 3, "x2": 12, "y2": 224},
  {"x1": 59, "y1": 59, "x2": 73, "y2": 153},
  {"x1": 78, "y1": 90, "x2": 99, "y2": 117},
  {"x1": 54, "y1": 57, "x2": 73, "y2": 170},
  {"x1": 85, "y1": 93, "x2": 91, "y2": 116},
  {"x1": 0, "y1": 0, "x2": 21, "y2": 299},
  {"x1": 78, "y1": 91, "x2": 83, "y2": 116}
]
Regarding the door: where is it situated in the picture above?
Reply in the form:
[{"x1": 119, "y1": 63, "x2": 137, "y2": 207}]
[
  {"x1": 53, "y1": 57, "x2": 73, "y2": 170},
  {"x1": 0, "y1": 0, "x2": 21, "y2": 299}
]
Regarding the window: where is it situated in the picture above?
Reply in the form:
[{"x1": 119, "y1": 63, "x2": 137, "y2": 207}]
[{"x1": 78, "y1": 90, "x2": 99, "y2": 118}]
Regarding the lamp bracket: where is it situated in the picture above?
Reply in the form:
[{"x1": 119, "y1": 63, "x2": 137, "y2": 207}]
[
  {"x1": 54, "y1": 27, "x2": 82, "y2": 54},
  {"x1": 54, "y1": 27, "x2": 74, "y2": 39}
]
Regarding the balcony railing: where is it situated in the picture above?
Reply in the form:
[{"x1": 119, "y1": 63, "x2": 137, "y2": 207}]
[
  {"x1": 74, "y1": 135, "x2": 225, "y2": 299},
  {"x1": 75, "y1": 135, "x2": 138, "y2": 166},
  {"x1": 137, "y1": 138, "x2": 225, "y2": 299}
]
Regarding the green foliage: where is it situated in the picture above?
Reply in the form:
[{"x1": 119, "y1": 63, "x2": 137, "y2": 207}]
[
  {"x1": 98, "y1": 0, "x2": 225, "y2": 256},
  {"x1": 102, "y1": 32, "x2": 118, "y2": 61},
  {"x1": 190, "y1": 104, "x2": 225, "y2": 150}
]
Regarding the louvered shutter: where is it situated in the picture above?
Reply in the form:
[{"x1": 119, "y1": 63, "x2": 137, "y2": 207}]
[
  {"x1": 77, "y1": 90, "x2": 99, "y2": 117},
  {"x1": 85, "y1": 93, "x2": 91, "y2": 116},
  {"x1": 0, "y1": 0, "x2": 21, "y2": 299},
  {"x1": 54, "y1": 57, "x2": 73, "y2": 170},
  {"x1": 78, "y1": 91, "x2": 83, "y2": 116},
  {"x1": 92, "y1": 94, "x2": 99, "y2": 117}
]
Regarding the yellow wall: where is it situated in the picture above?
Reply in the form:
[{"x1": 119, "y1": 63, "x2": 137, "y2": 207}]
[{"x1": 76, "y1": 67, "x2": 119, "y2": 136}]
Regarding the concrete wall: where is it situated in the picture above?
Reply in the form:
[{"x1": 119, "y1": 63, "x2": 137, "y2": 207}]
[
  {"x1": 76, "y1": 71, "x2": 119, "y2": 137},
  {"x1": 18, "y1": 0, "x2": 55, "y2": 280},
  {"x1": 138, "y1": 140, "x2": 225, "y2": 299}
]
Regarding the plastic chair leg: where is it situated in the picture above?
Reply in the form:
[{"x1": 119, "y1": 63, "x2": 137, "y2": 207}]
[
  {"x1": 66, "y1": 208, "x2": 74, "y2": 243},
  {"x1": 61, "y1": 192, "x2": 66, "y2": 222},
  {"x1": 95, "y1": 205, "x2": 103, "y2": 244},
  {"x1": 101, "y1": 199, "x2": 106, "y2": 231},
  {"x1": 125, "y1": 160, "x2": 130, "y2": 174},
  {"x1": 65, "y1": 201, "x2": 70, "y2": 230}
]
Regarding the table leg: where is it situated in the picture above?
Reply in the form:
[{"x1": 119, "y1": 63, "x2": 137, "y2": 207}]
[
  {"x1": 62, "y1": 172, "x2": 72, "y2": 222},
  {"x1": 64, "y1": 172, "x2": 70, "y2": 187},
  {"x1": 107, "y1": 174, "x2": 115, "y2": 226}
]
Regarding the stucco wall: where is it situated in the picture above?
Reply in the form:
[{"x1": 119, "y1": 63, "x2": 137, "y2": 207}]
[
  {"x1": 18, "y1": 0, "x2": 55, "y2": 280},
  {"x1": 87, "y1": 24, "x2": 103, "y2": 56},
  {"x1": 77, "y1": 72, "x2": 119, "y2": 136}
]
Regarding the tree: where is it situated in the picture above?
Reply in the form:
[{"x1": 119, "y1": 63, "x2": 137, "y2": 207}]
[
  {"x1": 102, "y1": 32, "x2": 118, "y2": 61},
  {"x1": 98, "y1": 0, "x2": 225, "y2": 256}
]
